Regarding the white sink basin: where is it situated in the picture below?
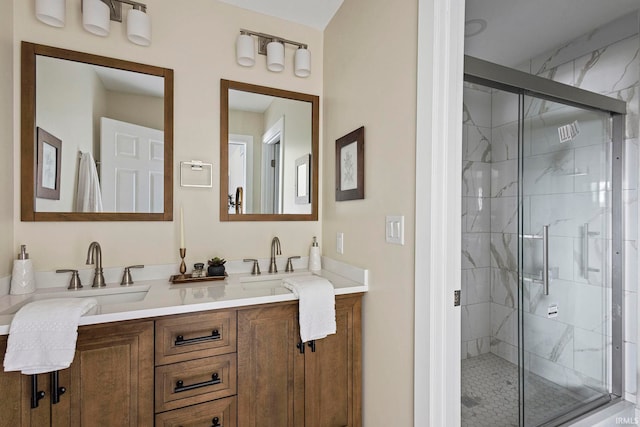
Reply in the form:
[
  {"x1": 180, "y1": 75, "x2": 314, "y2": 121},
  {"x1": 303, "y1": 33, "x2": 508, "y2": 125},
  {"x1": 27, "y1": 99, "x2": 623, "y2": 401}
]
[
  {"x1": 0, "y1": 285, "x2": 150, "y2": 315},
  {"x1": 239, "y1": 272, "x2": 314, "y2": 290},
  {"x1": 239, "y1": 271, "x2": 311, "y2": 283}
]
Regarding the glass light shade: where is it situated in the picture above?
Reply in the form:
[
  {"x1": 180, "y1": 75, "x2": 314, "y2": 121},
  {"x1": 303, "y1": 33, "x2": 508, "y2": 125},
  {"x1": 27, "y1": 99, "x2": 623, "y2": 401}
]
[
  {"x1": 294, "y1": 48, "x2": 311, "y2": 77},
  {"x1": 36, "y1": 0, "x2": 65, "y2": 27},
  {"x1": 82, "y1": 0, "x2": 110, "y2": 37},
  {"x1": 266, "y1": 41, "x2": 285, "y2": 72},
  {"x1": 236, "y1": 34, "x2": 255, "y2": 67},
  {"x1": 127, "y1": 8, "x2": 151, "y2": 46}
]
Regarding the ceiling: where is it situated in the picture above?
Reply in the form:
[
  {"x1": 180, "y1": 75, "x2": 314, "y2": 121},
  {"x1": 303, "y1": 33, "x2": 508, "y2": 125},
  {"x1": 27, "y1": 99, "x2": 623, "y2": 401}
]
[
  {"x1": 229, "y1": 90, "x2": 274, "y2": 113},
  {"x1": 464, "y1": 0, "x2": 639, "y2": 67},
  {"x1": 93, "y1": 65, "x2": 164, "y2": 98},
  {"x1": 220, "y1": 0, "x2": 638, "y2": 68}
]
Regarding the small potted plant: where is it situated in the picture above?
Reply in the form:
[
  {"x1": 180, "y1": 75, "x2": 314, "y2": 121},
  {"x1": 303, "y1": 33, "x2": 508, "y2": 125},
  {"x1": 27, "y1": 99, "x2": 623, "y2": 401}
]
[{"x1": 207, "y1": 257, "x2": 226, "y2": 277}]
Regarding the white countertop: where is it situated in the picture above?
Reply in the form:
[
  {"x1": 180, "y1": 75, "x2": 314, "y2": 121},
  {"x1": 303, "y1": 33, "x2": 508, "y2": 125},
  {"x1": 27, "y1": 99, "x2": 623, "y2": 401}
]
[{"x1": 0, "y1": 261, "x2": 368, "y2": 335}]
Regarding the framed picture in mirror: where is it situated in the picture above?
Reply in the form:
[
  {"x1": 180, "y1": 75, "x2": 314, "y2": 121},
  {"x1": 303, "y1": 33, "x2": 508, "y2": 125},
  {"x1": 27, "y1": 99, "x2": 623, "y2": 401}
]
[
  {"x1": 335, "y1": 126, "x2": 365, "y2": 201},
  {"x1": 36, "y1": 127, "x2": 62, "y2": 200},
  {"x1": 295, "y1": 154, "x2": 311, "y2": 204}
]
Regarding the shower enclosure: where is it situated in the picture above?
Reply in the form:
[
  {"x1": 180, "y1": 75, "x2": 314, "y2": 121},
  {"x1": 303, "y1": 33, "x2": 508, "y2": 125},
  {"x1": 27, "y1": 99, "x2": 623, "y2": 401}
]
[{"x1": 461, "y1": 57, "x2": 625, "y2": 426}]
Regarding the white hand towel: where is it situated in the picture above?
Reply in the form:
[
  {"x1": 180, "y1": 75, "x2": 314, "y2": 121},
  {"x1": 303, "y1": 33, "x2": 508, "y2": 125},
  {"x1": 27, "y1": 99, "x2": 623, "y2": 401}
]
[
  {"x1": 3, "y1": 298, "x2": 98, "y2": 375},
  {"x1": 76, "y1": 152, "x2": 103, "y2": 213},
  {"x1": 282, "y1": 276, "x2": 336, "y2": 343}
]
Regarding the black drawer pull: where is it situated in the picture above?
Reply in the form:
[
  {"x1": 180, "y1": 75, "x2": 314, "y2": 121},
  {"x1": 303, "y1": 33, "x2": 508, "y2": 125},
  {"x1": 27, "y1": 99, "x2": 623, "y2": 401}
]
[
  {"x1": 296, "y1": 341, "x2": 305, "y2": 354},
  {"x1": 50, "y1": 371, "x2": 66, "y2": 404},
  {"x1": 30, "y1": 375, "x2": 46, "y2": 409},
  {"x1": 174, "y1": 373, "x2": 220, "y2": 393},
  {"x1": 211, "y1": 416, "x2": 221, "y2": 427},
  {"x1": 174, "y1": 329, "x2": 220, "y2": 346}
]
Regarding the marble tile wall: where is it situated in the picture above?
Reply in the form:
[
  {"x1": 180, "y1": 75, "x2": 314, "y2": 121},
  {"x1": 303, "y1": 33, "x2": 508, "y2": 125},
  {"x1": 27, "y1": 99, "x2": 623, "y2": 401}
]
[
  {"x1": 489, "y1": 87, "x2": 520, "y2": 366},
  {"x1": 461, "y1": 83, "x2": 493, "y2": 359}
]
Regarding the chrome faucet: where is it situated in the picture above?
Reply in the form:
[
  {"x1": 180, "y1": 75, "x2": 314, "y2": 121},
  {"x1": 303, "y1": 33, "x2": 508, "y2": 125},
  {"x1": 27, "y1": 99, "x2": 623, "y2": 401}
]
[
  {"x1": 269, "y1": 237, "x2": 282, "y2": 273},
  {"x1": 86, "y1": 241, "x2": 106, "y2": 287}
]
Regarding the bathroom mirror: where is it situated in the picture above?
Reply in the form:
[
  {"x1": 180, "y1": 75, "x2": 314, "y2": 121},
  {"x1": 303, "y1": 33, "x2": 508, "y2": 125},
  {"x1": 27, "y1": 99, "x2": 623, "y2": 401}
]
[
  {"x1": 220, "y1": 80, "x2": 319, "y2": 221},
  {"x1": 21, "y1": 42, "x2": 174, "y2": 221}
]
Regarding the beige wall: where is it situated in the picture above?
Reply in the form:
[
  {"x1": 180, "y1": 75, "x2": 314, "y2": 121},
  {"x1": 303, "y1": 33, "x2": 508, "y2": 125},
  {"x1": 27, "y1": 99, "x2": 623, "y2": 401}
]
[
  {"x1": 13, "y1": 0, "x2": 323, "y2": 271},
  {"x1": 1, "y1": 0, "x2": 14, "y2": 275},
  {"x1": 323, "y1": 0, "x2": 418, "y2": 424}
]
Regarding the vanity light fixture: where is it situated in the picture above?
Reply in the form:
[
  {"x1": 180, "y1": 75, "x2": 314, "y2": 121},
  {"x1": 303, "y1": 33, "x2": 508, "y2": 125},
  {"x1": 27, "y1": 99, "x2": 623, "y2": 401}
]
[
  {"x1": 36, "y1": 0, "x2": 66, "y2": 27},
  {"x1": 236, "y1": 31, "x2": 255, "y2": 67},
  {"x1": 294, "y1": 47, "x2": 311, "y2": 78},
  {"x1": 236, "y1": 29, "x2": 311, "y2": 78},
  {"x1": 82, "y1": 0, "x2": 110, "y2": 36},
  {"x1": 266, "y1": 39, "x2": 285, "y2": 72},
  {"x1": 81, "y1": 0, "x2": 151, "y2": 46}
]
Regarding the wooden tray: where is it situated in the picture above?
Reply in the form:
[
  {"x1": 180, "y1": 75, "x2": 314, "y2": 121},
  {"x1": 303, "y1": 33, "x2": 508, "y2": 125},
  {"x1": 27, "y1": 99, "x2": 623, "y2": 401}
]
[{"x1": 169, "y1": 273, "x2": 227, "y2": 284}]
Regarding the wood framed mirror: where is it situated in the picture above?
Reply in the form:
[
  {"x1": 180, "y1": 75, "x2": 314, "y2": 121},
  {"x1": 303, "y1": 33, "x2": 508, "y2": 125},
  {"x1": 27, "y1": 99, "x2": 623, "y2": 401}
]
[
  {"x1": 220, "y1": 79, "x2": 319, "y2": 221},
  {"x1": 21, "y1": 42, "x2": 174, "y2": 221}
]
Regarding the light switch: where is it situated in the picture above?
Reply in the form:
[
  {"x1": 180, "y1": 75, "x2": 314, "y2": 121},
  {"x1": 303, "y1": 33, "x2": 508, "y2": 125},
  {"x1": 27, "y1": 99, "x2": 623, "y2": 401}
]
[
  {"x1": 386, "y1": 215, "x2": 404, "y2": 245},
  {"x1": 336, "y1": 232, "x2": 344, "y2": 254}
]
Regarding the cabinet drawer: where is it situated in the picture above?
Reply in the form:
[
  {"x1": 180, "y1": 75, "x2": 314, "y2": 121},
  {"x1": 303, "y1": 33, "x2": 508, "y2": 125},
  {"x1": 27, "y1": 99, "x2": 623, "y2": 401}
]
[
  {"x1": 156, "y1": 309, "x2": 237, "y2": 365},
  {"x1": 155, "y1": 354, "x2": 237, "y2": 413},
  {"x1": 155, "y1": 396, "x2": 237, "y2": 427}
]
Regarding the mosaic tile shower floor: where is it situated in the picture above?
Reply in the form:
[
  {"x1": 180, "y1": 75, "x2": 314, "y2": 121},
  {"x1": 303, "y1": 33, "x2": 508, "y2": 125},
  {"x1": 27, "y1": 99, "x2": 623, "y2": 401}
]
[{"x1": 461, "y1": 353, "x2": 584, "y2": 426}]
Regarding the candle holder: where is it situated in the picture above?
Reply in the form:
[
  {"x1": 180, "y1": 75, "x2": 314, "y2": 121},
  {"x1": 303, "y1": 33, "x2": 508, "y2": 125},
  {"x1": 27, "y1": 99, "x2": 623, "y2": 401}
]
[{"x1": 179, "y1": 248, "x2": 187, "y2": 275}]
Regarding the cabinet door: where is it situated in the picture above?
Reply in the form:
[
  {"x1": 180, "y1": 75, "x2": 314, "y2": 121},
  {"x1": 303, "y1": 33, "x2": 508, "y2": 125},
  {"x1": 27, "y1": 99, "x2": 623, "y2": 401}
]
[
  {"x1": 52, "y1": 320, "x2": 154, "y2": 427},
  {"x1": 305, "y1": 296, "x2": 362, "y2": 427},
  {"x1": 0, "y1": 337, "x2": 36, "y2": 427},
  {"x1": 238, "y1": 303, "x2": 305, "y2": 426}
]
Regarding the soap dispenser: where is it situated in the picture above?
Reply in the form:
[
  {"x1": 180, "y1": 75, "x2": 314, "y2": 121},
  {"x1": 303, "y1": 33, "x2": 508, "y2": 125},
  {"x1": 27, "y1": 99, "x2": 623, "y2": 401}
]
[
  {"x1": 10, "y1": 245, "x2": 36, "y2": 295},
  {"x1": 309, "y1": 236, "x2": 321, "y2": 272}
]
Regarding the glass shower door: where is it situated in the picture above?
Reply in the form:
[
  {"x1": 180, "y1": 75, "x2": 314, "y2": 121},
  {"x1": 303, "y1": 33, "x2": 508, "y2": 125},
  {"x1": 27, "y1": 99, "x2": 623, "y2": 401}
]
[{"x1": 519, "y1": 95, "x2": 612, "y2": 426}]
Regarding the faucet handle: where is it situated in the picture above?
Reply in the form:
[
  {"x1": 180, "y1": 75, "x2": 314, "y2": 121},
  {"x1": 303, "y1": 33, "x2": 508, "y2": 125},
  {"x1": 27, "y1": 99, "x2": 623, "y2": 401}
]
[
  {"x1": 285, "y1": 256, "x2": 301, "y2": 273},
  {"x1": 121, "y1": 265, "x2": 144, "y2": 286},
  {"x1": 243, "y1": 259, "x2": 261, "y2": 275},
  {"x1": 56, "y1": 269, "x2": 83, "y2": 290}
]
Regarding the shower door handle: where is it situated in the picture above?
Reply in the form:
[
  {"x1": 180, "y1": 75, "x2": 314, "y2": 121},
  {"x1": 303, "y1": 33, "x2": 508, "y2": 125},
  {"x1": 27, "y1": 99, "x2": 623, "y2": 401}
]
[
  {"x1": 582, "y1": 223, "x2": 601, "y2": 278},
  {"x1": 521, "y1": 227, "x2": 550, "y2": 294},
  {"x1": 543, "y1": 225, "x2": 549, "y2": 295}
]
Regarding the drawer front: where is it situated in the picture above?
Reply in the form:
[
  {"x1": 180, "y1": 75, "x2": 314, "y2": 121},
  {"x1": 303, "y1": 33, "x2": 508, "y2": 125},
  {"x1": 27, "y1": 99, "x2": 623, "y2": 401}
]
[
  {"x1": 155, "y1": 354, "x2": 237, "y2": 413},
  {"x1": 155, "y1": 396, "x2": 237, "y2": 427},
  {"x1": 156, "y1": 310, "x2": 237, "y2": 365}
]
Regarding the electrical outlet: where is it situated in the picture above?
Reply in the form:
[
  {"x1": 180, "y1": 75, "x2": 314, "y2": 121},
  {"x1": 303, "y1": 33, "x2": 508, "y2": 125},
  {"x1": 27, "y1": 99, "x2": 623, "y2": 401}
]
[{"x1": 336, "y1": 232, "x2": 344, "y2": 254}]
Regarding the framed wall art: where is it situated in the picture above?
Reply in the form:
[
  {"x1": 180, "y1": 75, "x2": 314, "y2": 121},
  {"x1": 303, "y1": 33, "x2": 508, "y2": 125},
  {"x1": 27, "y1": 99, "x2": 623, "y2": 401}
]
[
  {"x1": 36, "y1": 127, "x2": 62, "y2": 200},
  {"x1": 335, "y1": 126, "x2": 364, "y2": 201}
]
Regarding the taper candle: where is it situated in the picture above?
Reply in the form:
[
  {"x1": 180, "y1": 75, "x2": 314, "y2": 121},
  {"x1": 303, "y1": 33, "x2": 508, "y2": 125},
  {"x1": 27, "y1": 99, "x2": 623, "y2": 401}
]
[{"x1": 180, "y1": 205, "x2": 185, "y2": 248}]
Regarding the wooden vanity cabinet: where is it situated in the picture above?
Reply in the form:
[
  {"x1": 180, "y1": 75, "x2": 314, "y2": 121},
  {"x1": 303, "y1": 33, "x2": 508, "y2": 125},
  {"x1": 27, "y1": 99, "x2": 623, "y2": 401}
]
[
  {"x1": 0, "y1": 320, "x2": 154, "y2": 427},
  {"x1": 1, "y1": 293, "x2": 362, "y2": 426},
  {"x1": 238, "y1": 294, "x2": 362, "y2": 427}
]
